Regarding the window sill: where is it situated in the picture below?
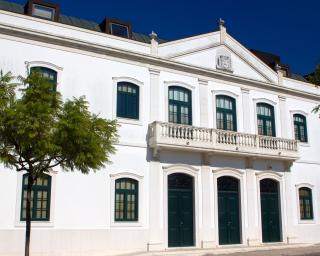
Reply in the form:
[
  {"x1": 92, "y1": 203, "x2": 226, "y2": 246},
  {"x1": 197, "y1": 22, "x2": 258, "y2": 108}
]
[
  {"x1": 110, "y1": 221, "x2": 142, "y2": 228},
  {"x1": 298, "y1": 219, "x2": 316, "y2": 224},
  {"x1": 116, "y1": 117, "x2": 143, "y2": 126},
  {"x1": 298, "y1": 142, "x2": 310, "y2": 147},
  {"x1": 15, "y1": 221, "x2": 54, "y2": 228}
]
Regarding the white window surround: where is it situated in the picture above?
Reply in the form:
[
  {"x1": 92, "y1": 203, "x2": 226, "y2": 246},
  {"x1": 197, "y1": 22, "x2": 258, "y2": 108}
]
[
  {"x1": 163, "y1": 81, "x2": 196, "y2": 125},
  {"x1": 109, "y1": 172, "x2": 144, "y2": 227},
  {"x1": 25, "y1": 61, "x2": 63, "y2": 90},
  {"x1": 162, "y1": 164, "x2": 200, "y2": 248},
  {"x1": 290, "y1": 110, "x2": 310, "y2": 147},
  {"x1": 295, "y1": 183, "x2": 316, "y2": 224},
  {"x1": 252, "y1": 98, "x2": 278, "y2": 136},
  {"x1": 255, "y1": 171, "x2": 287, "y2": 244},
  {"x1": 212, "y1": 168, "x2": 247, "y2": 246},
  {"x1": 112, "y1": 77, "x2": 144, "y2": 126},
  {"x1": 211, "y1": 90, "x2": 240, "y2": 131},
  {"x1": 14, "y1": 170, "x2": 57, "y2": 228}
]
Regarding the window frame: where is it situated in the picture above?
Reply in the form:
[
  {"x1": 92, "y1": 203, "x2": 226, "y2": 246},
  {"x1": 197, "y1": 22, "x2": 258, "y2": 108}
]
[
  {"x1": 293, "y1": 114, "x2": 308, "y2": 143},
  {"x1": 295, "y1": 183, "x2": 316, "y2": 224},
  {"x1": 20, "y1": 173, "x2": 52, "y2": 222},
  {"x1": 101, "y1": 18, "x2": 132, "y2": 39},
  {"x1": 216, "y1": 95, "x2": 237, "y2": 131},
  {"x1": 114, "y1": 178, "x2": 139, "y2": 222},
  {"x1": 298, "y1": 187, "x2": 314, "y2": 220},
  {"x1": 168, "y1": 86, "x2": 192, "y2": 125},
  {"x1": 116, "y1": 82, "x2": 140, "y2": 120},
  {"x1": 256, "y1": 102, "x2": 276, "y2": 137},
  {"x1": 30, "y1": 66, "x2": 58, "y2": 91},
  {"x1": 26, "y1": 0, "x2": 60, "y2": 22}
]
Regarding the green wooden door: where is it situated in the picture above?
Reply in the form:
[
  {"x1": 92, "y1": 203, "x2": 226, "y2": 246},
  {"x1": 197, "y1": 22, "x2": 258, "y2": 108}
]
[
  {"x1": 260, "y1": 179, "x2": 281, "y2": 243},
  {"x1": 218, "y1": 176, "x2": 241, "y2": 245},
  {"x1": 168, "y1": 174, "x2": 194, "y2": 247}
]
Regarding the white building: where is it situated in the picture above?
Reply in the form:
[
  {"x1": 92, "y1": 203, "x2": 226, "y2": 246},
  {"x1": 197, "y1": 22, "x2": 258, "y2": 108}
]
[{"x1": 0, "y1": 1, "x2": 320, "y2": 255}]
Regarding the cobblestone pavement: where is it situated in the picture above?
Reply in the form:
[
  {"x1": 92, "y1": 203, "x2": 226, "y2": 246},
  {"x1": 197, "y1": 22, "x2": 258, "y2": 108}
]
[
  {"x1": 194, "y1": 244, "x2": 320, "y2": 256},
  {"x1": 141, "y1": 244, "x2": 320, "y2": 256}
]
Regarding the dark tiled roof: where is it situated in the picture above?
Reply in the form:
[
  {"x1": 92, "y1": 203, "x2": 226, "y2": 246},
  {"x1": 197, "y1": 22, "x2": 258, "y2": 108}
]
[
  {"x1": 0, "y1": 0, "x2": 168, "y2": 44},
  {"x1": 291, "y1": 73, "x2": 308, "y2": 82}
]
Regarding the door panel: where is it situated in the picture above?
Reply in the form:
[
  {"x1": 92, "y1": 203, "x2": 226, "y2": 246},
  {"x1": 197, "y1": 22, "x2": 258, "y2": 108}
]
[
  {"x1": 218, "y1": 191, "x2": 241, "y2": 245},
  {"x1": 261, "y1": 193, "x2": 281, "y2": 242},
  {"x1": 168, "y1": 173, "x2": 194, "y2": 247}
]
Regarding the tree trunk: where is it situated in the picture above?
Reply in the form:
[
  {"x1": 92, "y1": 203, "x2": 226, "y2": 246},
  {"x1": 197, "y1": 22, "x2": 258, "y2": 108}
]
[{"x1": 25, "y1": 174, "x2": 34, "y2": 256}]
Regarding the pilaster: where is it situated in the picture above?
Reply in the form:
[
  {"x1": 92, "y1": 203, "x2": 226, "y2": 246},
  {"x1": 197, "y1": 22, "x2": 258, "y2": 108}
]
[
  {"x1": 241, "y1": 87, "x2": 251, "y2": 133},
  {"x1": 278, "y1": 95, "x2": 288, "y2": 138},
  {"x1": 149, "y1": 68, "x2": 161, "y2": 122},
  {"x1": 199, "y1": 79, "x2": 209, "y2": 127}
]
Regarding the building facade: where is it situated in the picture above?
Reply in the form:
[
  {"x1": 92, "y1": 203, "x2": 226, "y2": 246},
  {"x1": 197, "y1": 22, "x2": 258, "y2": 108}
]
[{"x1": 0, "y1": 1, "x2": 320, "y2": 255}]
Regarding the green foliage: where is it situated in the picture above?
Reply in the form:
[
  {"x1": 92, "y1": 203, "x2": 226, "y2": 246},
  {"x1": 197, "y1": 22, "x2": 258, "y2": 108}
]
[
  {"x1": 306, "y1": 64, "x2": 320, "y2": 86},
  {"x1": 0, "y1": 70, "x2": 118, "y2": 178}
]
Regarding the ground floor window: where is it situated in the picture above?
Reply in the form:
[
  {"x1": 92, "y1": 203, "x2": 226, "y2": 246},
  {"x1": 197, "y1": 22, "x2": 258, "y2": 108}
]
[
  {"x1": 115, "y1": 178, "x2": 138, "y2": 221},
  {"x1": 299, "y1": 187, "x2": 313, "y2": 220},
  {"x1": 21, "y1": 174, "x2": 51, "y2": 221}
]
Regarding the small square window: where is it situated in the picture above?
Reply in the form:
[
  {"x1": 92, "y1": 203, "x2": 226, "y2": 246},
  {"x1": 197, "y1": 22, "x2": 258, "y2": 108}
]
[
  {"x1": 110, "y1": 23, "x2": 129, "y2": 38},
  {"x1": 26, "y1": 0, "x2": 60, "y2": 22},
  {"x1": 32, "y1": 4, "x2": 55, "y2": 20}
]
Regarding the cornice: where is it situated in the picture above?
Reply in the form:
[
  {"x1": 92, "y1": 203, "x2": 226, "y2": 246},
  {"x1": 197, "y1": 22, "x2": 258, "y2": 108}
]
[{"x1": 0, "y1": 23, "x2": 320, "y2": 102}]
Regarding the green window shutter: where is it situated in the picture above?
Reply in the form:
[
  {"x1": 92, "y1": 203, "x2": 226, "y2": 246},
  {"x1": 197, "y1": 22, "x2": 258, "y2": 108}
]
[
  {"x1": 20, "y1": 174, "x2": 52, "y2": 221},
  {"x1": 168, "y1": 86, "x2": 192, "y2": 125},
  {"x1": 257, "y1": 103, "x2": 276, "y2": 137},
  {"x1": 116, "y1": 82, "x2": 139, "y2": 119},
  {"x1": 216, "y1": 95, "x2": 237, "y2": 131},
  {"x1": 299, "y1": 187, "x2": 313, "y2": 220},
  {"x1": 293, "y1": 114, "x2": 308, "y2": 142},
  {"x1": 30, "y1": 67, "x2": 58, "y2": 91},
  {"x1": 115, "y1": 178, "x2": 138, "y2": 221}
]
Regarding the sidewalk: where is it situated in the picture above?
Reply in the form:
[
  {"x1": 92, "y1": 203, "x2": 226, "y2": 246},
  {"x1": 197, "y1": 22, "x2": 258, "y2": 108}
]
[{"x1": 128, "y1": 244, "x2": 320, "y2": 256}]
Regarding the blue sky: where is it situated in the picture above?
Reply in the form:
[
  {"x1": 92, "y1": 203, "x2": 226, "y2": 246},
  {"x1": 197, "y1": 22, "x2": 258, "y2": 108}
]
[{"x1": 10, "y1": 0, "x2": 320, "y2": 75}]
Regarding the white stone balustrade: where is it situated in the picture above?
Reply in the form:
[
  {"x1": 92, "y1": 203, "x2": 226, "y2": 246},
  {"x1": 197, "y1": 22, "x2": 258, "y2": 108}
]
[{"x1": 148, "y1": 121, "x2": 299, "y2": 160}]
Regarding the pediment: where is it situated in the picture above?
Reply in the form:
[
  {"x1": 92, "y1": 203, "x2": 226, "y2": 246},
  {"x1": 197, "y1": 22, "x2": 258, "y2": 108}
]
[{"x1": 158, "y1": 33, "x2": 278, "y2": 83}]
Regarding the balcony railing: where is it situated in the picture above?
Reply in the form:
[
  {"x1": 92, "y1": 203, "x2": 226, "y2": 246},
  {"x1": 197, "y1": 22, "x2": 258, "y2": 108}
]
[{"x1": 148, "y1": 121, "x2": 299, "y2": 160}]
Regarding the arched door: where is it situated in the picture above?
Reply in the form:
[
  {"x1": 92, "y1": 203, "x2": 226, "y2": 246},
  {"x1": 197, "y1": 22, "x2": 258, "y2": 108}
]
[
  {"x1": 168, "y1": 173, "x2": 194, "y2": 247},
  {"x1": 218, "y1": 176, "x2": 241, "y2": 245},
  {"x1": 260, "y1": 178, "x2": 282, "y2": 242}
]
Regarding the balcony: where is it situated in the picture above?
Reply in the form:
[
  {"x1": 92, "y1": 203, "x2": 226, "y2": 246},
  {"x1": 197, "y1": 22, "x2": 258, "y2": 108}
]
[{"x1": 148, "y1": 121, "x2": 299, "y2": 160}]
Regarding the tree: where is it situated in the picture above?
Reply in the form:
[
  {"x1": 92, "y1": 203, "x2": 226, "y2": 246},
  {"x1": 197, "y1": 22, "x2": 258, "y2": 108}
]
[
  {"x1": 0, "y1": 70, "x2": 118, "y2": 256},
  {"x1": 306, "y1": 64, "x2": 320, "y2": 86}
]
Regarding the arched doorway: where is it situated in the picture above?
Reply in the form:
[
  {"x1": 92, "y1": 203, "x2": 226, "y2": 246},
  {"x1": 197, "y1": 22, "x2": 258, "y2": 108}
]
[
  {"x1": 168, "y1": 173, "x2": 194, "y2": 247},
  {"x1": 260, "y1": 178, "x2": 282, "y2": 242},
  {"x1": 218, "y1": 176, "x2": 241, "y2": 245}
]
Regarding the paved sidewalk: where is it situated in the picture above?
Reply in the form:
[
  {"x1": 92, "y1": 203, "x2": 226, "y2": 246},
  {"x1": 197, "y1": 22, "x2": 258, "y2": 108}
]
[{"x1": 130, "y1": 244, "x2": 320, "y2": 256}]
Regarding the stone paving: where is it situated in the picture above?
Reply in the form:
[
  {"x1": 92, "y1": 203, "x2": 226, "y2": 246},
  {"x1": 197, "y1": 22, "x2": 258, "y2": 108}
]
[{"x1": 134, "y1": 244, "x2": 320, "y2": 256}]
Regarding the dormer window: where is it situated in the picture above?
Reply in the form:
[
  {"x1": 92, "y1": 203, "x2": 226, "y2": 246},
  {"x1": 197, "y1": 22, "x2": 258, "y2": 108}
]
[
  {"x1": 110, "y1": 23, "x2": 129, "y2": 38},
  {"x1": 100, "y1": 18, "x2": 132, "y2": 39},
  {"x1": 26, "y1": 0, "x2": 60, "y2": 22}
]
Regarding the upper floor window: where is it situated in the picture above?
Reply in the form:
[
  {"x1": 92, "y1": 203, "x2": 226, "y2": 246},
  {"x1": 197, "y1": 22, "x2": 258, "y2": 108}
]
[
  {"x1": 30, "y1": 66, "x2": 57, "y2": 91},
  {"x1": 299, "y1": 187, "x2": 313, "y2": 220},
  {"x1": 293, "y1": 114, "x2": 308, "y2": 142},
  {"x1": 216, "y1": 95, "x2": 237, "y2": 131},
  {"x1": 26, "y1": 0, "x2": 60, "y2": 22},
  {"x1": 168, "y1": 86, "x2": 192, "y2": 125},
  {"x1": 257, "y1": 103, "x2": 275, "y2": 137},
  {"x1": 115, "y1": 178, "x2": 138, "y2": 221},
  {"x1": 117, "y1": 82, "x2": 139, "y2": 119},
  {"x1": 21, "y1": 174, "x2": 51, "y2": 221}
]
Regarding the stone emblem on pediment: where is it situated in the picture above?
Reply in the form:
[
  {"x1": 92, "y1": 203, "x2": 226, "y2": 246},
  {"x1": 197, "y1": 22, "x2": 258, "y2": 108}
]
[{"x1": 216, "y1": 51, "x2": 233, "y2": 73}]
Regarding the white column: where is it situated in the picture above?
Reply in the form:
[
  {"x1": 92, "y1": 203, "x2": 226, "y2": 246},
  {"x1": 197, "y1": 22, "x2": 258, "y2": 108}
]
[
  {"x1": 244, "y1": 158, "x2": 260, "y2": 246},
  {"x1": 199, "y1": 79, "x2": 209, "y2": 127},
  {"x1": 149, "y1": 68, "x2": 160, "y2": 122},
  {"x1": 200, "y1": 153, "x2": 215, "y2": 248},
  {"x1": 148, "y1": 155, "x2": 164, "y2": 251},
  {"x1": 278, "y1": 95, "x2": 288, "y2": 138},
  {"x1": 241, "y1": 88, "x2": 251, "y2": 133}
]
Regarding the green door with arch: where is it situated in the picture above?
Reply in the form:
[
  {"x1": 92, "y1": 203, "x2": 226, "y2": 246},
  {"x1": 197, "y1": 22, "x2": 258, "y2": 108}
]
[
  {"x1": 218, "y1": 176, "x2": 241, "y2": 245},
  {"x1": 168, "y1": 173, "x2": 194, "y2": 247},
  {"x1": 260, "y1": 178, "x2": 282, "y2": 243}
]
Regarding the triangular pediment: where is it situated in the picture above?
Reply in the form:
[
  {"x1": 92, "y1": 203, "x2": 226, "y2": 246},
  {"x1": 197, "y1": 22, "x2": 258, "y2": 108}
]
[{"x1": 158, "y1": 33, "x2": 278, "y2": 83}]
